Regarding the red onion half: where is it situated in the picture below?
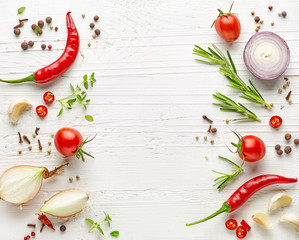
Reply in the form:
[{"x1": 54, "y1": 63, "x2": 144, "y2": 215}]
[{"x1": 243, "y1": 31, "x2": 290, "y2": 80}]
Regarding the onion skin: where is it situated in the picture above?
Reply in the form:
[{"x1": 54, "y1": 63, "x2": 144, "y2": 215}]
[
  {"x1": 243, "y1": 31, "x2": 290, "y2": 80},
  {"x1": 40, "y1": 189, "x2": 89, "y2": 217}
]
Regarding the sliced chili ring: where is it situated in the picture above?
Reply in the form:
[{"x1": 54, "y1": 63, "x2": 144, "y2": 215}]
[
  {"x1": 240, "y1": 219, "x2": 251, "y2": 232},
  {"x1": 225, "y1": 218, "x2": 238, "y2": 230},
  {"x1": 43, "y1": 91, "x2": 55, "y2": 105},
  {"x1": 269, "y1": 115, "x2": 282, "y2": 128},
  {"x1": 36, "y1": 105, "x2": 48, "y2": 118},
  {"x1": 236, "y1": 226, "x2": 247, "y2": 239}
]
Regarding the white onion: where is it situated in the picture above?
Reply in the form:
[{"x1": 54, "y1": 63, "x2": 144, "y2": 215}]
[
  {"x1": 243, "y1": 31, "x2": 290, "y2": 80},
  {"x1": 40, "y1": 189, "x2": 89, "y2": 217}
]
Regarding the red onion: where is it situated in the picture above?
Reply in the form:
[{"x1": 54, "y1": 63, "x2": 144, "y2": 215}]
[{"x1": 243, "y1": 31, "x2": 290, "y2": 80}]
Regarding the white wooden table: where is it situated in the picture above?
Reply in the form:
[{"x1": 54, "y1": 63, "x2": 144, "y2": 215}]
[{"x1": 0, "y1": 0, "x2": 298, "y2": 239}]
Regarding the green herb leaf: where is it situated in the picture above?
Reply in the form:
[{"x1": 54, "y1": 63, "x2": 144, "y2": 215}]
[
  {"x1": 34, "y1": 26, "x2": 40, "y2": 36},
  {"x1": 83, "y1": 74, "x2": 88, "y2": 81},
  {"x1": 84, "y1": 81, "x2": 88, "y2": 89},
  {"x1": 67, "y1": 98, "x2": 76, "y2": 106},
  {"x1": 85, "y1": 218, "x2": 94, "y2": 225},
  {"x1": 57, "y1": 108, "x2": 63, "y2": 117},
  {"x1": 97, "y1": 226, "x2": 104, "y2": 235},
  {"x1": 77, "y1": 94, "x2": 83, "y2": 102},
  {"x1": 83, "y1": 104, "x2": 87, "y2": 110},
  {"x1": 86, "y1": 99, "x2": 91, "y2": 103},
  {"x1": 17, "y1": 6, "x2": 26, "y2": 15},
  {"x1": 70, "y1": 83, "x2": 75, "y2": 92},
  {"x1": 110, "y1": 231, "x2": 119, "y2": 237},
  {"x1": 85, "y1": 115, "x2": 94, "y2": 122}
]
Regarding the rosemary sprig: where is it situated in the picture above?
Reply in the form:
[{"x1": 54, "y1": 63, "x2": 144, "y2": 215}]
[
  {"x1": 213, "y1": 92, "x2": 261, "y2": 121},
  {"x1": 57, "y1": 72, "x2": 96, "y2": 118},
  {"x1": 212, "y1": 156, "x2": 244, "y2": 191},
  {"x1": 193, "y1": 44, "x2": 272, "y2": 109}
]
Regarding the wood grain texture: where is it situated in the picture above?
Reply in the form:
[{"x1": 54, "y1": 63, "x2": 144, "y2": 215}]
[{"x1": 0, "y1": 0, "x2": 299, "y2": 239}]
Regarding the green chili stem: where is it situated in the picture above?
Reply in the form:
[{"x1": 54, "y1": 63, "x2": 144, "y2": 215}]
[
  {"x1": 186, "y1": 202, "x2": 231, "y2": 226},
  {"x1": 0, "y1": 74, "x2": 35, "y2": 84}
]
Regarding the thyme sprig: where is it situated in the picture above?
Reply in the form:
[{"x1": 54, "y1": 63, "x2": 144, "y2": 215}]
[
  {"x1": 212, "y1": 156, "x2": 244, "y2": 191},
  {"x1": 193, "y1": 44, "x2": 272, "y2": 109},
  {"x1": 213, "y1": 92, "x2": 261, "y2": 121},
  {"x1": 57, "y1": 73, "x2": 96, "y2": 118}
]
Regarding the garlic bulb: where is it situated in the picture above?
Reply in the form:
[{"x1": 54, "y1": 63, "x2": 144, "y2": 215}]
[
  {"x1": 0, "y1": 163, "x2": 68, "y2": 205},
  {"x1": 8, "y1": 100, "x2": 32, "y2": 124},
  {"x1": 40, "y1": 189, "x2": 89, "y2": 217},
  {"x1": 252, "y1": 212, "x2": 273, "y2": 229},
  {"x1": 280, "y1": 213, "x2": 299, "y2": 234},
  {"x1": 268, "y1": 193, "x2": 292, "y2": 212}
]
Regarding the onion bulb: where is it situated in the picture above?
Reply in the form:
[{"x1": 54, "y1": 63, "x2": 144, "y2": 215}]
[
  {"x1": 0, "y1": 163, "x2": 68, "y2": 206},
  {"x1": 243, "y1": 31, "x2": 290, "y2": 80},
  {"x1": 40, "y1": 189, "x2": 89, "y2": 217}
]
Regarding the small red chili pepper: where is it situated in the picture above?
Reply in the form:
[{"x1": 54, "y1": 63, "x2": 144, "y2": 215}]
[
  {"x1": 0, "y1": 12, "x2": 79, "y2": 85},
  {"x1": 186, "y1": 174, "x2": 297, "y2": 226},
  {"x1": 269, "y1": 115, "x2": 282, "y2": 128},
  {"x1": 43, "y1": 91, "x2": 55, "y2": 104},
  {"x1": 36, "y1": 105, "x2": 48, "y2": 118},
  {"x1": 36, "y1": 213, "x2": 55, "y2": 231},
  {"x1": 236, "y1": 226, "x2": 247, "y2": 239},
  {"x1": 225, "y1": 218, "x2": 238, "y2": 230},
  {"x1": 240, "y1": 219, "x2": 251, "y2": 232}
]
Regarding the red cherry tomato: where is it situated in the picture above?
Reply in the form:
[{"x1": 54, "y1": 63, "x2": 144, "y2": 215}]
[
  {"x1": 213, "y1": 3, "x2": 241, "y2": 42},
  {"x1": 43, "y1": 91, "x2": 55, "y2": 105},
  {"x1": 225, "y1": 219, "x2": 238, "y2": 230},
  {"x1": 236, "y1": 226, "x2": 247, "y2": 239},
  {"x1": 238, "y1": 135, "x2": 266, "y2": 162},
  {"x1": 36, "y1": 105, "x2": 48, "y2": 118},
  {"x1": 54, "y1": 128, "x2": 83, "y2": 157},
  {"x1": 269, "y1": 115, "x2": 282, "y2": 128},
  {"x1": 240, "y1": 220, "x2": 251, "y2": 232}
]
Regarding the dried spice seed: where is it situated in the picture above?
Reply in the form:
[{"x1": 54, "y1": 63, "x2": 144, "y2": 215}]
[
  {"x1": 51, "y1": 133, "x2": 54, "y2": 138},
  {"x1": 271, "y1": 21, "x2": 274, "y2": 26},
  {"x1": 255, "y1": 28, "x2": 259, "y2": 32},
  {"x1": 207, "y1": 125, "x2": 212, "y2": 133},
  {"x1": 38, "y1": 20, "x2": 44, "y2": 28},
  {"x1": 88, "y1": 42, "x2": 91, "y2": 47},
  {"x1": 251, "y1": 11, "x2": 255, "y2": 16},
  {"x1": 210, "y1": 140, "x2": 214, "y2": 144},
  {"x1": 285, "y1": 133, "x2": 292, "y2": 140},
  {"x1": 48, "y1": 45, "x2": 52, "y2": 50},
  {"x1": 45, "y1": 17, "x2": 52, "y2": 24},
  {"x1": 202, "y1": 115, "x2": 213, "y2": 123},
  {"x1": 284, "y1": 146, "x2": 292, "y2": 154},
  {"x1": 260, "y1": 20, "x2": 264, "y2": 24},
  {"x1": 18, "y1": 132, "x2": 23, "y2": 143},
  {"x1": 41, "y1": 44, "x2": 46, "y2": 50},
  {"x1": 89, "y1": 23, "x2": 95, "y2": 29},
  {"x1": 270, "y1": 103, "x2": 274, "y2": 108},
  {"x1": 254, "y1": 16, "x2": 260, "y2": 23},
  {"x1": 277, "y1": 149, "x2": 283, "y2": 155},
  {"x1": 284, "y1": 77, "x2": 289, "y2": 81},
  {"x1": 294, "y1": 139, "x2": 299, "y2": 145},
  {"x1": 35, "y1": 127, "x2": 40, "y2": 135},
  {"x1": 204, "y1": 136, "x2": 207, "y2": 141},
  {"x1": 31, "y1": 24, "x2": 37, "y2": 31},
  {"x1": 37, "y1": 29, "x2": 43, "y2": 35},
  {"x1": 23, "y1": 135, "x2": 31, "y2": 144},
  {"x1": 205, "y1": 156, "x2": 208, "y2": 160},
  {"x1": 278, "y1": 88, "x2": 282, "y2": 94},
  {"x1": 92, "y1": 33, "x2": 96, "y2": 39},
  {"x1": 48, "y1": 141, "x2": 52, "y2": 145},
  {"x1": 288, "y1": 99, "x2": 292, "y2": 103},
  {"x1": 257, "y1": 24, "x2": 261, "y2": 29},
  {"x1": 60, "y1": 225, "x2": 66, "y2": 232},
  {"x1": 69, "y1": 177, "x2": 73, "y2": 183},
  {"x1": 50, "y1": 25, "x2": 53, "y2": 30},
  {"x1": 286, "y1": 81, "x2": 290, "y2": 86},
  {"x1": 275, "y1": 144, "x2": 281, "y2": 151},
  {"x1": 282, "y1": 11, "x2": 287, "y2": 18},
  {"x1": 28, "y1": 41, "x2": 34, "y2": 47},
  {"x1": 95, "y1": 29, "x2": 101, "y2": 36},
  {"x1": 18, "y1": 150, "x2": 22, "y2": 155},
  {"x1": 47, "y1": 150, "x2": 51, "y2": 155},
  {"x1": 21, "y1": 42, "x2": 29, "y2": 50},
  {"x1": 31, "y1": 232, "x2": 35, "y2": 237},
  {"x1": 32, "y1": 133, "x2": 36, "y2": 138},
  {"x1": 76, "y1": 176, "x2": 80, "y2": 180},
  {"x1": 55, "y1": 27, "x2": 58, "y2": 31},
  {"x1": 268, "y1": 6, "x2": 273, "y2": 11},
  {"x1": 225, "y1": 119, "x2": 229, "y2": 124},
  {"x1": 94, "y1": 15, "x2": 99, "y2": 21},
  {"x1": 195, "y1": 136, "x2": 199, "y2": 141},
  {"x1": 283, "y1": 84, "x2": 287, "y2": 89},
  {"x1": 14, "y1": 28, "x2": 21, "y2": 36},
  {"x1": 81, "y1": 13, "x2": 85, "y2": 18},
  {"x1": 27, "y1": 224, "x2": 36, "y2": 228},
  {"x1": 211, "y1": 127, "x2": 217, "y2": 133},
  {"x1": 285, "y1": 91, "x2": 292, "y2": 101},
  {"x1": 278, "y1": 12, "x2": 282, "y2": 17},
  {"x1": 38, "y1": 139, "x2": 42, "y2": 150},
  {"x1": 28, "y1": 145, "x2": 32, "y2": 151}
]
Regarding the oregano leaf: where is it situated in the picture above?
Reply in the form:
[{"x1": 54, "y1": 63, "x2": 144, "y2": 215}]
[
  {"x1": 17, "y1": 6, "x2": 26, "y2": 15},
  {"x1": 57, "y1": 108, "x2": 63, "y2": 117},
  {"x1": 110, "y1": 231, "x2": 119, "y2": 237},
  {"x1": 85, "y1": 115, "x2": 94, "y2": 122}
]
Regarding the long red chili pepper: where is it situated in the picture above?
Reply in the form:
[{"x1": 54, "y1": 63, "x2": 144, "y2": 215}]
[
  {"x1": 36, "y1": 213, "x2": 55, "y2": 230},
  {"x1": 186, "y1": 174, "x2": 297, "y2": 226},
  {"x1": 0, "y1": 12, "x2": 79, "y2": 84}
]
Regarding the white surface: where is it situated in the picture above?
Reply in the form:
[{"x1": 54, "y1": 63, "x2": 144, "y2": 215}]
[{"x1": 0, "y1": 0, "x2": 299, "y2": 239}]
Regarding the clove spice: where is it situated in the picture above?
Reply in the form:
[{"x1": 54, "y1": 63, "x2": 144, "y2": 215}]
[
  {"x1": 27, "y1": 224, "x2": 36, "y2": 228},
  {"x1": 23, "y1": 135, "x2": 31, "y2": 144},
  {"x1": 202, "y1": 115, "x2": 213, "y2": 123},
  {"x1": 18, "y1": 132, "x2": 23, "y2": 143},
  {"x1": 35, "y1": 127, "x2": 40, "y2": 135},
  {"x1": 207, "y1": 125, "x2": 212, "y2": 133},
  {"x1": 38, "y1": 139, "x2": 42, "y2": 150},
  {"x1": 285, "y1": 91, "x2": 292, "y2": 101}
]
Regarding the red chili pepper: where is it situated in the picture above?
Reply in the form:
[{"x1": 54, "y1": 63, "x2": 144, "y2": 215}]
[
  {"x1": 0, "y1": 12, "x2": 79, "y2": 85},
  {"x1": 186, "y1": 174, "x2": 297, "y2": 226},
  {"x1": 36, "y1": 213, "x2": 55, "y2": 230}
]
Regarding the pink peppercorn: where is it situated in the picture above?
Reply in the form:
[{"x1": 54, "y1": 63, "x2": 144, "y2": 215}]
[
  {"x1": 48, "y1": 45, "x2": 52, "y2": 50},
  {"x1": 268, "y1": 6, "x2": 273, "y2": 10},
  {"x1": 31, "y1": 232, "x2": 36, "y2": 237}
]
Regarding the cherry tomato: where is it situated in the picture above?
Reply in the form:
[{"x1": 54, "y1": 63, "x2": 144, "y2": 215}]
[
  {"x1": 36, "y1": 105, "x2": 48, "y2": 118},
  {"x1": 240, "y1": 220, "x2": 251, "y2": 232},
  {"x1": 213, "y1": 3, "x2": 241, "y2": 42},
  {"x1": 236, "y1": 226, "x2": 247, "y2": 239},
  {"x1": 238, "y1": 135, "x2": 266, "y2": 162},
  {"x1": 225, "y1": 219, "x2": 238, "y2": 230},
  {"x1": 54, "y1": 128, "x2": 83, "y2": 157},
  {"x1": 43, "y1": 91, "x2": 55, "y2": 105},
  {"x1": 269, "y1": 115, "x2": 282, "y2": 128}
]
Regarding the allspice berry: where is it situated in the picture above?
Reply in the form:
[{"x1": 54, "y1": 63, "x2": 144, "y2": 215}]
[
  {"x1": 94, "y1": 15, "x2": 99, "y2": 21},
  {"x1": 37, "y1": 29, "x2": 43, "y2": 35},
  {"x1": 21, "y1": 41, "x2": 29, "y2": 50},
  {"x1": 294, "y1": 139, "x2": 299, "y2": 145},
  {"x1": 95, "y1": 29, "x2": 101, "y2": 36},
  {"x1": 28, "y1": 40, "x2": 34, "y2": 47},
  {"x1": 275, "y1": 144, "x2": 281, "y2": 151},
  {"x1": 254, "y1": 16, "x2": 260, "y2": 23},
  {"x1": 90, "y1": 23, "x2": 95, "y2": 29},
  {"x1": 285, "y1": 133, "x2": 292, "y2": 140},
  {"x1": 284, "y1": 146, "x2": 292, "y2": 154},
  {"x1": 277, "y1": 149, "x2": 283, "y2": 155},
  {"x1": 31, "y1": 23, "x2": 37, "y2": 31},
  {"x1": 38, "y1": 20, "x2": 44, "y2": 28},
  {"x1": 41, "y1": 44, "x2": 46, "y2": 50},
  {"x1": 45, "y1": 17, "x2": 52, "y2": 24},
  {"x1": 14, "y1": 28, "x2": 21, "y2": 36},
  {"x1": 211, "y1": 128, "x2": 217, "y2": 133}
]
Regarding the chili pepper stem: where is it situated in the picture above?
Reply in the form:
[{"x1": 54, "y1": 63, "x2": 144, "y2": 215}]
[
  {"x1": 186, "y1": 202, "x2": 231, "y2": 226},
  {"x1": 0, "y1": 74, "x2": 35, "y2": 84}
]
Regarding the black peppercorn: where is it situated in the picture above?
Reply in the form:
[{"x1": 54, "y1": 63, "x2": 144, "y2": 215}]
[
  {"x1": 60, "y1": 225, "x2": 66, "y2": 232},
  {"x1": 282, "y1": 11, "x2": 287, "y2": 18},
  {"x1": 21, "y1": 42, "x2": 28, "y2": 50}
]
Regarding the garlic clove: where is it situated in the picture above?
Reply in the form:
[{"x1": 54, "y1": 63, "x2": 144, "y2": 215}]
[
  {"x1": 268, "y1": 193, "x2": 292, "y2": 212},
  {"x1": 0, "y1": 166, "x2": 45, "y2": 204},
  {"x1": 40, "y1": 189, "x2": 89, "y2": 217},
  {"x1": 280, "y1": 213, "x2": 299, "y2": 233},
  {"x1": 252, "y1": 212, "x2": 273, "y2": 229},
  {"x1": 8, "y1": 100, "x2": 32, "y2": 124}
]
